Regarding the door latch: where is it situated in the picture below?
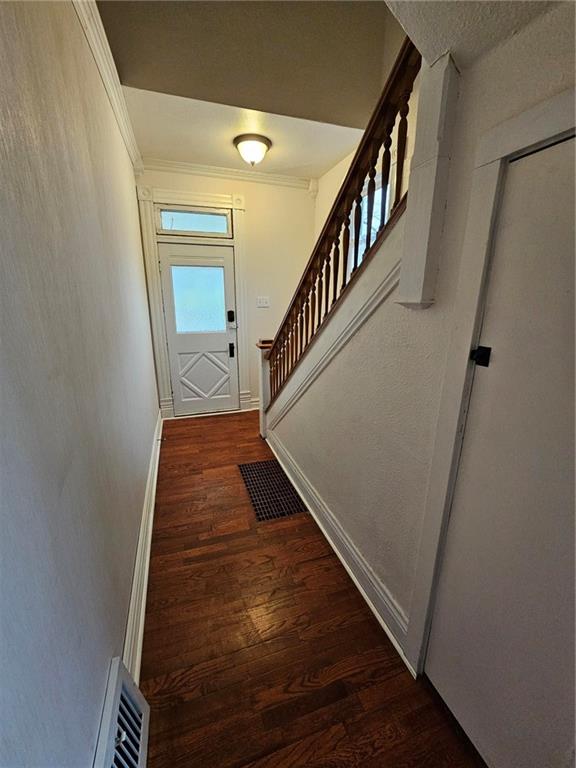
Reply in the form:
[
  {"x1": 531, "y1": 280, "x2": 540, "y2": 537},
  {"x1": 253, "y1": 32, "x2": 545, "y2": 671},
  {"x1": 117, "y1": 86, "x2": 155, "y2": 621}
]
[
  {"x1": 227, "y1": 310, "x2": 235, "y2": 322},
  {"x1": 470, "y1": 346, "x2": 492, "y2": 367},
  {"x1": 229, "y1": 342, "x2": 235, "y2": 358}
]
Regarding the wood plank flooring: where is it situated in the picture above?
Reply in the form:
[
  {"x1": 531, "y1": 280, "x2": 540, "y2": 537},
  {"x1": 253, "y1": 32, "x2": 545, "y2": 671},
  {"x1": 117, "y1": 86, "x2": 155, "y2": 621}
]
[{"x1": 140, "y1": 411, "x2": 485, "y2": 768}]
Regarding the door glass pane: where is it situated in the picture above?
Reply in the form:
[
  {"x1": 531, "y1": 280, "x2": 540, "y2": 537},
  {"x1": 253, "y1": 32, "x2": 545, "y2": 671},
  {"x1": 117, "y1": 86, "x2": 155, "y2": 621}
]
[
  {"x1": 160, "y1": 209, "x2": 230, "y2": 235},
  {"x1": 171, "y1": 265, "x2": 226, "y2": 333}
]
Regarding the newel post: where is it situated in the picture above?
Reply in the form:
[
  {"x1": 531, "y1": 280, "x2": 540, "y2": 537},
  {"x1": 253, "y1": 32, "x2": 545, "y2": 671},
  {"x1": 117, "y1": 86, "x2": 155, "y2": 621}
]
[{"x1": 256, "y1": 340, "x2": 273, "y2": 438}]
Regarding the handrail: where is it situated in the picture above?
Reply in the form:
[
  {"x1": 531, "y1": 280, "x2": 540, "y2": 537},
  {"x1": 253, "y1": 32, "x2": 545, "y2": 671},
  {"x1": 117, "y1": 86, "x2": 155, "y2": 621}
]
[{"x1": 267, "y1": 38, "x2": 421, "y2": 405}]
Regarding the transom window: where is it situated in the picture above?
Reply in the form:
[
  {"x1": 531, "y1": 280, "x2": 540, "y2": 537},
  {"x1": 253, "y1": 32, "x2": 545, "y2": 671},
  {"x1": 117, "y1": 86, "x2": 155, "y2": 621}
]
[{"x1": 156, "y1": 205, "x2": 232, "y2": 238}]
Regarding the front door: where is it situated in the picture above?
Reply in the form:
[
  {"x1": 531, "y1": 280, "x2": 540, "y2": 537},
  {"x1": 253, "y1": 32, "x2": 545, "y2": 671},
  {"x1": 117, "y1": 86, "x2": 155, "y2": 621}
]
[
  {"x1": 159, "y1": 242, "x2": 240, "y2": 416},
  {"x1": 425, "y1": 138, "x2": 575, "y2": 767}
]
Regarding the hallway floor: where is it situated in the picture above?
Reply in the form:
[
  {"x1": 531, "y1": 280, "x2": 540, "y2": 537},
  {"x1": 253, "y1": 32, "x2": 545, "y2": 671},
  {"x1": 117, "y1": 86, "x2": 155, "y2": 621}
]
[{"x1": 140, "y1": 411, "x2": 484, "y2": 767}]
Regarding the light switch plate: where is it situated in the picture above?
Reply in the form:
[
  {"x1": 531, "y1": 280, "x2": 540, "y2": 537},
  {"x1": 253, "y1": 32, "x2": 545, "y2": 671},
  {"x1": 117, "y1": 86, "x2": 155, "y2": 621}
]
[{"x1": 257, "y1": 296, "x2": 270, "y2": 308}]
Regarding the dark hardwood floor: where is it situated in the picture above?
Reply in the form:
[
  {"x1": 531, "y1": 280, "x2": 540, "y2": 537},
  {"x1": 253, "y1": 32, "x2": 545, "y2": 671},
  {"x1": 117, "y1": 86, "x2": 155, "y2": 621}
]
[{"x1": 140, "y1": 411, "x2": 485, "y2": 767}]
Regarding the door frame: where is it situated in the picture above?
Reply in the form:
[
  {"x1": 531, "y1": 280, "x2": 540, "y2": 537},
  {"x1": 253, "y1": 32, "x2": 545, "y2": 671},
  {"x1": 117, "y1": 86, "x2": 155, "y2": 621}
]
[
  {"x1": 405, "y1": 87, "x2": 575, "y2": 671},
  {"x1": 137, "y1": 186, "x2": 251, "y2": 418},
  {"x1": 159, "y1": 244, "x2": 240, "y2": 416}
]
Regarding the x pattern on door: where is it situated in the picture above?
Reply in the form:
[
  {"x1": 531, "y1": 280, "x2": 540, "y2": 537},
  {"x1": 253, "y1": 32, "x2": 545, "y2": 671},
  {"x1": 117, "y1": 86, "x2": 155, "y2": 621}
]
[{"x1": 178, "y1": 351, "x2": 231, "y2": 401}]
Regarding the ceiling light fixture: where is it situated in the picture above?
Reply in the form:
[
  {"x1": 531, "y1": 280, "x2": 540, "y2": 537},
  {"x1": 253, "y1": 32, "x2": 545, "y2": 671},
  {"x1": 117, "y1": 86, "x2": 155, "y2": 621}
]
[{"x1": 233, "y1": 134, "x2": 272, "y2": 166}]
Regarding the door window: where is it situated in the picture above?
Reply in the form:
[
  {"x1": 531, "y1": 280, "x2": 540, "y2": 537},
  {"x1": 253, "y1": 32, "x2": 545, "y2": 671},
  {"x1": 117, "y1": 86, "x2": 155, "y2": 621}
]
[
  {"x1": 170, "y1": 265, "x2": 226, "y2": 333},
  {"x1": 157, "y1": 206, "x2": 232, "y2": 237}
]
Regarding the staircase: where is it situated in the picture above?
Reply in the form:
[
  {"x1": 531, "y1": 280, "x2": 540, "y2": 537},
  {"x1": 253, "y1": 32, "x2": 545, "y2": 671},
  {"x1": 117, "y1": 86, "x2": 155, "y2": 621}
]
[{"x1": 265, "y1": 38, "x2": 421, "y2": 403}]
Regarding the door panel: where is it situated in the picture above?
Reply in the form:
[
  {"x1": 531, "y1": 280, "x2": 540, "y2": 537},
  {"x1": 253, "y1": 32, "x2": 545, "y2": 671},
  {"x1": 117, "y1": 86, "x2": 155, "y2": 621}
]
[
  {"x1": 160, "y1": 243, "x2": 239, "y2": 415},
  {"x1": 426, "y1": 138, "x2": 575, "y2": 768}
]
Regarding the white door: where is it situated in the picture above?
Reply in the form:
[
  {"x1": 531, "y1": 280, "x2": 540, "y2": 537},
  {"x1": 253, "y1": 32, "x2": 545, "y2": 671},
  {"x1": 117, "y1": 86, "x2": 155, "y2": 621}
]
[
  {"x1": 426, "y1": 138, "x2": 575, "y2": 767},
  {"x1": 159, "y1": 242, "x2": 240, "y2": 416}
]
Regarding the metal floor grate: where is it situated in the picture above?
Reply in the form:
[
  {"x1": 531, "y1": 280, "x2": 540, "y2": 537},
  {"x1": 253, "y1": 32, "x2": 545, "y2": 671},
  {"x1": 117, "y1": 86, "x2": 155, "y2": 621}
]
[{"x1": 238, "y1": 459, "x2": 307, "y2": 522}]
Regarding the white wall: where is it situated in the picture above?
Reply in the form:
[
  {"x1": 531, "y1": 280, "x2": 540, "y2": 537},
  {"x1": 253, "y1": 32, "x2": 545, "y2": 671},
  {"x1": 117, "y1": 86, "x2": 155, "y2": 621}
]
[
  {"x1": 0, "y1": 3, "x2": 158, "y2": 766},
  {"x1": 313, "y1": 151, "x2": 356, "y2": 239},
  {"x1": 268, "y1": 3, "x2": 575, "y2": 635},
  {"x1": 138, "y1": 169, "x2": 316, "y2": 404}
]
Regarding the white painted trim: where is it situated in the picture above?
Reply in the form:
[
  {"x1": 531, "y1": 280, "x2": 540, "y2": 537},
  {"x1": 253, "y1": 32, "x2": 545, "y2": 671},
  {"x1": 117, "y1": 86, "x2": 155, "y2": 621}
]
[
  {"x1": 240, "y1": 391, "x2": 259, "y2": 411},
  {"x1": 240, "y1": 400, "x2": 260, "y2": 412},
  {"x1": 138, "y1": 188, "x2": 252, "y2": 418},
  {"x1": 123, "y1": 412, "x2": 163, "y2": 684},
  {"x1": 406, "y1": 87, "x2": 576, "y2": 672},
  {"x1": 160, "y1": 397, "x2": 175, "y2": 420},
  {"x1": 143, "y1": 157, "x2": 310, "y2": 190},
  {"x1": 475, "y1": 87, "x2": 575, "y2": 167},
  {"x1": 71, "y1": 0, "x2": 142, "y2": 170},
  {"x1": 257, "y1": 347, "x2": 271, "y2": 437},
  {"x1": 234, "y1": 210, "x2": 251, "y2": 401},
  {"x1": 268, "y1": 259, "x2": 402, "y2": 430},
  {"x1": 138, "y1": 198, "x2": 173, "y2": 415},
  {"x1": 267, "y1": 431, "x2": 416, "y2": 678},
  {"x1": 138, "y1": 185, "x2": 241, "y2": 210},
  {"x1": 396, "y1": 53, "x2": 459, "y2": 308}
]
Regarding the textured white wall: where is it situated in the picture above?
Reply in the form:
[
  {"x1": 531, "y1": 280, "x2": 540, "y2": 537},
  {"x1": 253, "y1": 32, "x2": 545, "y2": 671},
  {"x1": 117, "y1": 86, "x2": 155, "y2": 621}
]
[
  {"x1": 270, "y1": 2, "x2": 575, "y2": 624},
  {"x1": 0, "y1": 3, "x2": 158, "y2": 766},
  {"x1": 138, "y1": 169, "x2": 316, "y2": 401}
]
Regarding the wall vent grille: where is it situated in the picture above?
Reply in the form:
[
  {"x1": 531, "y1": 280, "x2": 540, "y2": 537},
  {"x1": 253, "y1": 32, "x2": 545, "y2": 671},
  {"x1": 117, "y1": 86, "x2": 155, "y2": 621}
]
[{"x1": 94, "y1": 658, "x2": 149, "y2": 768}]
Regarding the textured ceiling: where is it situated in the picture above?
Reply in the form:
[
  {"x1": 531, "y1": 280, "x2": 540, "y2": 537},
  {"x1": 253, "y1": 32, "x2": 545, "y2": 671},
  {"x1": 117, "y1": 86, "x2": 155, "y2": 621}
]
[
  {"x1": 98, "y1": 1, "x2": 404, "y2": 129},
  {"x1": 386, "y1": 0, "x2": 557, "y2": 67}
]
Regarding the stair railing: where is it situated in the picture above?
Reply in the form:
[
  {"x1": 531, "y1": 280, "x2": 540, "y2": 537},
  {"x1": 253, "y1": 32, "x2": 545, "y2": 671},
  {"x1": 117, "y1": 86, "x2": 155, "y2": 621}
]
[{"x1": 266, "y1": 38, "x2": 421, "y2": 406}]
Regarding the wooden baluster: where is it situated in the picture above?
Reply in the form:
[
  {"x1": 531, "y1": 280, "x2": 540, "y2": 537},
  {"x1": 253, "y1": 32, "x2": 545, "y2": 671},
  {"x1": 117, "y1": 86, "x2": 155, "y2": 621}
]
[
  {"x1": 281, "y1": 333, "x2": 286, "y2": 386},
  {"x1": 366, "y1": 148, "x2": 378, "y2": 251},
  {"x1": 393, "y1": 90, "x2": 411, "y2": 209},
  {"x1": 353, "y1": 188, "x2": 362, "y2": 272},
  {"x1": 332, "y1": 230, "x2": 340, "y2": 306},
  {"x1": 317, "y1": 254, "x2": 324, "y2": 328},
  {"x1": 379, "y1": 124, "x2": 393, "y2": 230},
  {"x1": 277, "y1": 338, "x2": 282, "y2": 389},
  {"x1": 324, "y1": 249, "x2": 331, "y2": 317},
  {"x1": 290, "y1": 314, "x2": 296, "y2": 372},
  {"x1": 292, "y1": 310, "x2": 298, "y2": 369},
  {"x1": 304, "y1": 290, "x2": 310, "y2": 347},
  {"x1": 292, "y1": 306, "x2": 298, "y2": 370},
  {"x1": 293, "y1": 309, "x2": 299, "y2": 366},
  {"x1": 277, "y1": 347, "x2": 282, "y2": 391},
  {"x1": 310, "y1": 279, "x2": 317, "y2": 337},
  {"x1": 298, "y1": 296, "x2": 304, "y2": 357},
  {"x1": 341, "y1": 211, "x2": 351, "y2": 291}
]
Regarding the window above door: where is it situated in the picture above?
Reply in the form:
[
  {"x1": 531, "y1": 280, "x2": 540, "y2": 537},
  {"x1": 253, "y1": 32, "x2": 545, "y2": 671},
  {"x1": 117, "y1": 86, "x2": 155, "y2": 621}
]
[{"x1": 155, "y1": 204, "x2": 233, "y2": 238}]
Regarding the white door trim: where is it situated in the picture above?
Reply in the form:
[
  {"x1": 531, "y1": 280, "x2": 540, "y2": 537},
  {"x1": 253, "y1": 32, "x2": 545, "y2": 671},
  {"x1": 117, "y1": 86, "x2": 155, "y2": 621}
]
[
  {"x1": 137, "y1": 186, "x2": 250, "y2": 418},
  {"x1": 405, "y1": 87, "x2": 576, "y2": 671}
]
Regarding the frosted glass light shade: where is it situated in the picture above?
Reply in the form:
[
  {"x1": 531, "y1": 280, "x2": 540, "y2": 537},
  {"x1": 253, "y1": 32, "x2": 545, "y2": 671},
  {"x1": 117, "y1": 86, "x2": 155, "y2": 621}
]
[{"x1": 233, "y1": 134, "x2": 272, "y2": 166}]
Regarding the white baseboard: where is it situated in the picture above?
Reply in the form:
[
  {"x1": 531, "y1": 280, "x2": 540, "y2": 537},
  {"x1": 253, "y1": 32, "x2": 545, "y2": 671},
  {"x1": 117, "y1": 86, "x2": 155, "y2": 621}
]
[
  {"x1": 267, "y1": 430, "x2": 416, "y2": 678},
  {"x1": 240, "y1": 391, "x2": 259, "y2": 411},
  {"x1": 123, "y1": 411, "x2": 163, "y2": 684}
]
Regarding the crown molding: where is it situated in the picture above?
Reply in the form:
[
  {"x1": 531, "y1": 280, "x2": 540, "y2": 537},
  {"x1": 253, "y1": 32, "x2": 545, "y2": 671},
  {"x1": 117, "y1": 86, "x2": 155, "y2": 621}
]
[
  {"x1": 143, "y1": 157, "x2": 311, "y2": 190},
  {"x1": 72, "y1": 0, "x2": 143, "y2": 171}
]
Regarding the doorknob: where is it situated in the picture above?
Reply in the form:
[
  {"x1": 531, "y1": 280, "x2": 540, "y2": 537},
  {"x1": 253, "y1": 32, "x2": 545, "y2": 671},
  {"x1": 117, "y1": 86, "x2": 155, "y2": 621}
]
[
  {"x1": 470, "y1": 346, "x2": 492, "y2": 367},
  {"x1": 229, "y1": 342, "x2": 235, "y2": 358}
]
